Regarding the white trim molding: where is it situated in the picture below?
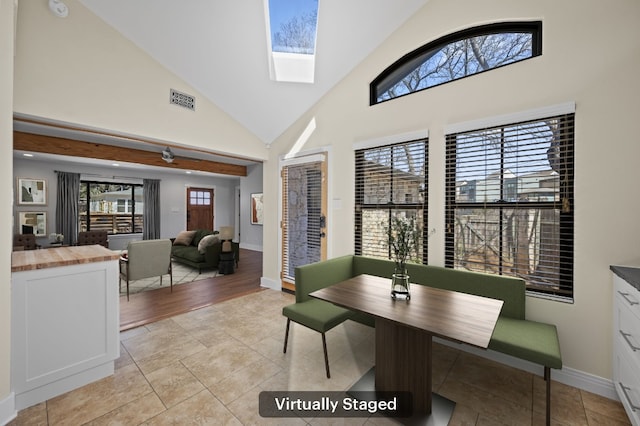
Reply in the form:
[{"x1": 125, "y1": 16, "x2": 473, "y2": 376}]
[
  {"x1": 445, "y1": 102, "x2": 576, "y2": 135},
  {"x1": 279, "y1": 153, "x2": 326, "y2": 168},
  {"x1": 0, "y1": 392, "x2": 16, "y2": 426},
  {"x1": 353, "y1": 129, "x2": 429, "y2": 151},
  {"x1": 260, "y1": 276, "x2": 280, "y2": 291},
  {"x1": 240, "y1": 242, "x2": 263, "y2": 252}
]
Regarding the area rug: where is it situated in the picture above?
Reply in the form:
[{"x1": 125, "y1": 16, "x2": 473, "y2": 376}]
[{"x1": 120, "y1": 262, "x2": 218, "y2": 296}]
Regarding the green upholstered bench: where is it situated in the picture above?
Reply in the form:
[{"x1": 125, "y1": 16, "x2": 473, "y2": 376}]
[{"x1": 289, "y1": 254, "x2": 561, "y2": 425}]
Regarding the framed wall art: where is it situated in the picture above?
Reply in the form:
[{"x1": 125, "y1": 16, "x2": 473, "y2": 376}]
[
  {"x1": 17, "y1": 178, "x2": 47, "y2": 205},
  {"x1": 18, "y1": 211, "x2": 47, "y2": 236},
  {"x1": 250, "y1": 193, "x2": 263, "y2": 225}
]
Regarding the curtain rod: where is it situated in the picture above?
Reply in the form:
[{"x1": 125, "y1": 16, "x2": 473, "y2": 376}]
[{"x1": 55, "y1": 171, "x2": 159, "y2": 181}]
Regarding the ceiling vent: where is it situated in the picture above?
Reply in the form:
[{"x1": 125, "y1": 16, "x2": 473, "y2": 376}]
[{"x1": 170, "y1": 89, "x2": 195, "y2": 111}]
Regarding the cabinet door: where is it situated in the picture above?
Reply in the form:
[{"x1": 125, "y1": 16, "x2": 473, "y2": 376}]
[{"x1": 614, "y1": 349, "x2": 640, "y2": 426}]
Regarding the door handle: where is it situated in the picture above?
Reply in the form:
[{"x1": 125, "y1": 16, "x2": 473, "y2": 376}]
[
  {"x1": 620, "y1": 330, "x2": 640, "y2": 351},
  {"x1": 619, "y1": 382, "x2": 640, "y2": 411}
]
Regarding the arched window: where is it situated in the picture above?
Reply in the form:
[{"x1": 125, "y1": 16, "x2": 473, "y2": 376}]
[{"x1": 370, "y1": 22, "x2": 542, "y2": 105}]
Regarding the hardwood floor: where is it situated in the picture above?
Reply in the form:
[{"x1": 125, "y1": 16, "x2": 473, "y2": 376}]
[{"x1": 119, "y1": 248, "x2": 264, "y2": 331}]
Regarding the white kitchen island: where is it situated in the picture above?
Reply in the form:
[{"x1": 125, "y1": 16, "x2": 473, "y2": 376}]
[{"x1": 11, "y1": 245, "x2": 120, "y2": 410}]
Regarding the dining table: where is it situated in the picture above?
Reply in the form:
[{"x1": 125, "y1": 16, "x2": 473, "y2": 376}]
[{"x1": 310, "y1": 273, "x2": 504, "y2": 423}]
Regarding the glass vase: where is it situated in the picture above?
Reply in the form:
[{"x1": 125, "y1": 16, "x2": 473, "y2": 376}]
[{"x1": 391, "y1": 269, "x2": 410, "y2": 301}]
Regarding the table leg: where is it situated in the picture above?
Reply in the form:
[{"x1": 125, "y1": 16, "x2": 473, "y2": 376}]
[{"x1": 375, "y1": 317, "x2": 432, "y2": 414}]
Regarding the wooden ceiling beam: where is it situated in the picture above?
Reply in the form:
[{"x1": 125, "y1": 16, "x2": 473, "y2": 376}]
[{"x1": 13, "y1": 131, "x2": 247, "y2": 177}]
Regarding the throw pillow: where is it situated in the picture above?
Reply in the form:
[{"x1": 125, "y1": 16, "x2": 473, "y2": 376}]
[
  {"x1": 197, "y1": 234, "x2": 219, "y2": 254},
  {"x1": 173, "y1": 230, "x2": 196, "y2": 246}
]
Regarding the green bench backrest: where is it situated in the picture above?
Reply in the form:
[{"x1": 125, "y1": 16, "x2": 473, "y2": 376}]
[
  {"x1": 352, "y1": 256, "x2": 526, "y2": 320},
  {"x1": 295, "y1": 255, "x2": 526, "y2": 320},
  {"x1": 406, "y1": 263, "x2": 525, "y2": 319},
  {"x1": 294, "y1": 255, "x2": 354, "y2": 302}
]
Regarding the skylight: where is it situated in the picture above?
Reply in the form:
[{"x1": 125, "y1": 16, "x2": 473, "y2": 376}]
[{"x1": 266, "y1": 0, "x2": 319, "y2": 83}]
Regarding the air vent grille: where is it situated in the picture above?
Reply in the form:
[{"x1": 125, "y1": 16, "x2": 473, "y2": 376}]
[{"x1": 170, "y1": 89, "x2": 195, "y2": 111}]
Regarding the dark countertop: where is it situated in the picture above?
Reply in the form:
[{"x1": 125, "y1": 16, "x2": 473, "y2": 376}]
[{"x1": 611, "y1": 265, "x2": 640, "y2": 292}]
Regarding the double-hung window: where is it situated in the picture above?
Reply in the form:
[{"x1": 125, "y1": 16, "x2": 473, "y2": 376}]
[
  {"x1": 445, "y1": 112, "x2": 575, "y2": 299},
  {"x1": 355, "y1": 139, "x2": 428, "y2": 263}
]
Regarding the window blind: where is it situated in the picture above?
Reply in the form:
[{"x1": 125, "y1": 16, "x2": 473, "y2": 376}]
[
  {"x1": 445, "y1": 113, "x2": 575, "y2": 298},
  {"x1": 355, "y1": 139, "x2": 428, "y2": 263}
]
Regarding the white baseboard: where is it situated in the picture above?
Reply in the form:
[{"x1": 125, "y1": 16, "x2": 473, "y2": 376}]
[
  {"x1": 434, "y1": 337, "x2": 618, "y2": 401},
  {"x1": 239, "y1": 243, "x2": 263, "y2": 252},
  {"x1": 554, "y1": 365, "x2": 618, "y2": 401},
  {"x1": 0, "y1": 392, "x2": 16, "y2": 426},
  {"x1": 260, "y1": 276, "x2": 280, "y2": 291}
]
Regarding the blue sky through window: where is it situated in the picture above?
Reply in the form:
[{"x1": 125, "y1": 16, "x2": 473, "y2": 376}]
[{"x1": 269, "y1": 0, "x2": 318, "y2": 55}]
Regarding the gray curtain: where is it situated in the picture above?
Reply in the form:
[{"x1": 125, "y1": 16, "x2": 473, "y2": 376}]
[
  {"x1": 55, "y1": 171, "x2": 80, "y2": 246},
  {"x1": 143, "y1": 179, "x2": 160, "y2": 240}
]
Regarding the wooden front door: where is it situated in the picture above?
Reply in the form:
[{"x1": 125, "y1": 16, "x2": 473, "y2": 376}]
[{"x1": 186, "y1": 187, "x2": 214, "y2": 230}]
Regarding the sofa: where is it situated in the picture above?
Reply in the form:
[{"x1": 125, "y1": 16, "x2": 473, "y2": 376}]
[
  {"x1": 293, "y1": 255, "x2": 562, "y2": 425},
  {"x1": 170, "y1": 229, "x2": 239, "y2": 272}
]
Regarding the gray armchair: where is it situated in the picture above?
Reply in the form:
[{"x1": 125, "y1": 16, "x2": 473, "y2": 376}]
[{"x1": 119, "y1": 239, "x2": 173, "y2": 301}]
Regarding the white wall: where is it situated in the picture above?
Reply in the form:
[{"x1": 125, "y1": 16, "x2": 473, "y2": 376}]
[
  {"x1": 263, "y1": 0, "x2": 640, "y2": 383},
  {"x1": 13, "y1": 0, "x2": 268, "y2": 160},
  {"x1": 13, "y1": 158, "x2": 241, "y2": 249},
  {"x1": 0, "y1": 0, "x2": 15, "y2": 423}
]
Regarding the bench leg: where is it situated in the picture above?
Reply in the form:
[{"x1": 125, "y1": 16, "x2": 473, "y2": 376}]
[
  {"x1": 283, "y1": 318, "x2": 291, "y2": 353},
  {"x1": 544, "y1": 366, "x2": 551, "y2": 426},
  {"x1": 322, "y1": 332, "x2": 330, "y2": 379}
]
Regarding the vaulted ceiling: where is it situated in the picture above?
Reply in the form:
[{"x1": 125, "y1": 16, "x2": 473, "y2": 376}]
[{"x1": 77, "y1": 0, "x2": 428, "y2": 145}]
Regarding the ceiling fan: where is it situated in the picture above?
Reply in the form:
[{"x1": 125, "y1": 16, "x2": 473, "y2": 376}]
[{"x1": 161, "y1": 147, "x2": 175, "y2": 163}]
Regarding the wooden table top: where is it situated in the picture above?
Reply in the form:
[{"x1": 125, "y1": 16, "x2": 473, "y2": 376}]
[
  {"x1": 11, "y1": 245, "x2": 120, "y2": 272},
  {"x1": 310, "y1": 274, "x2": 504, "y2": 349}
]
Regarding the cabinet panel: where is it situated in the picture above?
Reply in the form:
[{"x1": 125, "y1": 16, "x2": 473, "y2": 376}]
[
  {"x1": 615, "y1": 276, "x2": 640, "y2": 322},
  {"x1": 12, "y1": 260, "x2": 120, "y2": 410},
  {"x1": 613, "y1": 271, "x2": 640, "y2": 426},
  {"x1": 615, "y1": 349, "x2": 640, "y2": 426}
]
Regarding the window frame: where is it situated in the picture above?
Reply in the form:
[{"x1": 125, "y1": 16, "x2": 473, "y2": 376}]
[
  {"x1": 79, "y1": 180, "x2": 143, "y2": 235},
  {"x1": 370, "y1": 21, "x2": 543, "y2": 105},
  {"x1": 354, "y1": 138, "x2": 429, "y2": 264},
  {"x1": 444, "y1": 112, "x2": 575, "y2": 300}
]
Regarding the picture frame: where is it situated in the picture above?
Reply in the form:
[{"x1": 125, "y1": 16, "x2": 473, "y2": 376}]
[
  {"x1": 17, "y1": 178, "x2": 47, "y2": 205},
  {"x1": 18, "y1": 211, "x2": 47, "y2": 237},
  {"x1": 250, "y1": 193, "x2": 263, "y2": 225}
]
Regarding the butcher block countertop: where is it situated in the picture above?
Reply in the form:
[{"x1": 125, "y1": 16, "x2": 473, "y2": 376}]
[{"x1": 11, "y1": 245, "x2": 120, "y2": 272}]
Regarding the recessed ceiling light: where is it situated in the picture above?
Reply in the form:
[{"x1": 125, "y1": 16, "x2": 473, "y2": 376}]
[
  {"x1": 23, "y1": 153, "x2": 34, "y2": 157},
  {"x1": 185, "y1": 171, "x2": 192, "y2": 174},
  {"x1": 112, "y1": 163, "x2": 119, "y2": 167}
]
